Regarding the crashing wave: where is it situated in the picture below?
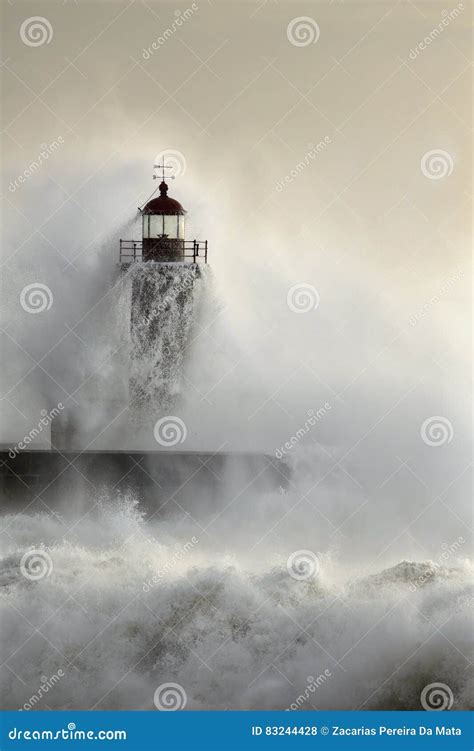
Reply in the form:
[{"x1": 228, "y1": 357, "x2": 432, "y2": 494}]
[
  {"x1": 0, "y1": 499, "x2": 472, "y2": 711},
  {"x1": 127, "y1": 263, "x2": 207, "y2": 412}
]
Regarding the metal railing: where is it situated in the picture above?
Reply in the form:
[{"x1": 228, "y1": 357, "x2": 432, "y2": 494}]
[{"x1": 119, "y1": 240, "x2": 208, "y2": 264}]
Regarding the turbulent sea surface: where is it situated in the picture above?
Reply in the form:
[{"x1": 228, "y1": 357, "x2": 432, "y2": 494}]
[
  {"x1": 1, "y1": 496, "x2": 472, "y2": 711},
  {"x1": 1, "y1": 262, "x2": 471, "y2": 712}
]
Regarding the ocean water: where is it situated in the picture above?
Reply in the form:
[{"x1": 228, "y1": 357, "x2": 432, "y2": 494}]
[
  {"x1": 1, "y1": 263, "x2": 471, "y2": 713},
  {"x1": 1, "y1": 488, "x2": 471, "y2": 711}
]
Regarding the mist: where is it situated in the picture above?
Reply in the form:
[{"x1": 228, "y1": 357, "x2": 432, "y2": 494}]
[{"x1": 1, "y1": 0, "x2": 471, "y2": 714}]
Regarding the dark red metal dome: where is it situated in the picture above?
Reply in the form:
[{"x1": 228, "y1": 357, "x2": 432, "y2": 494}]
[{"x1": 142, "y1": 181, "x2": 186, "y2": 215}]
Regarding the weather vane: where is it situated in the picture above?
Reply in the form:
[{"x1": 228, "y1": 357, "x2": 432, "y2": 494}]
[{"x1": 153, "y1": 157, "x2": 175, "y2": 181}]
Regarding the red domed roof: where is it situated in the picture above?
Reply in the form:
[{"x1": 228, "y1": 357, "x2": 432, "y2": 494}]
[{"x1": 142, "y1": 181, "x2": 186, "y2": 215}]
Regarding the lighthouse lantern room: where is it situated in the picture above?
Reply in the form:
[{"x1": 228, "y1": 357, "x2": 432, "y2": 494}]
[{"x1": 119, "y1": 159, "x2": 208, "y2": 265}]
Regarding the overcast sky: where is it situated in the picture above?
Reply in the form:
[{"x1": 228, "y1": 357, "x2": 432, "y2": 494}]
[{"x1": 1, "y1": 1, "x2": 471, "y2": 463}]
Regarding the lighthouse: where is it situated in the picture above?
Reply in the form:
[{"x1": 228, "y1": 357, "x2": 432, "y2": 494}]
[{"x1": 120, "y1": 159, "x2": 208, "y2": 265}]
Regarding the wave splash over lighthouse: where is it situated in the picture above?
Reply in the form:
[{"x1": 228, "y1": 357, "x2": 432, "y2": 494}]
[
  {"x1": 129, "y1": 262, "x2": 206, "y2": 410},
  {"x1": 120, "y1": 159, "x2": 209, "y2": 412}
]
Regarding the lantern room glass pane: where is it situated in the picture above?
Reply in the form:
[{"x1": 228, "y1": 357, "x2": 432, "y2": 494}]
[
  {"x1": 178, "y1": 215, "x2": 185, "y2": 239},
  {"x1": 164, "y1": 215, "x2": 179, "y2": 238},
  {"x1": 149, "y1": 215, "x2": 164, "y2": 237}
]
